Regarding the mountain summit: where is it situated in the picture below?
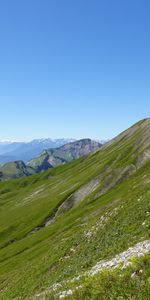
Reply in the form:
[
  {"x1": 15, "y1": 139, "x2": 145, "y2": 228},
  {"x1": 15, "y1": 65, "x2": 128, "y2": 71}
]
[{"x1": 28, "y1": 138, "x2": 102, "y2": 171}]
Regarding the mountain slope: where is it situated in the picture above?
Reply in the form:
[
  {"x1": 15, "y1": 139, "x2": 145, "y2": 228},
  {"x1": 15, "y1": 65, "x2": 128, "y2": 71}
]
[
  {"x1": 0, "y1": 119, "x2": 149, "y2": 300},
  {"x1": 0, "y1": 160, "x2": 36, "y2": 180},
  {"x1": 28, "y1": 139, "x2": 102, "y2": 171}
]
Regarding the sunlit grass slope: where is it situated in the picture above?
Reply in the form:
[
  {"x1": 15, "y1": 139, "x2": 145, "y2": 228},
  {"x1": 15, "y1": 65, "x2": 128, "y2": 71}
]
[{"x1": 0, "y1": 118, "x2": 150, "y2": 299}]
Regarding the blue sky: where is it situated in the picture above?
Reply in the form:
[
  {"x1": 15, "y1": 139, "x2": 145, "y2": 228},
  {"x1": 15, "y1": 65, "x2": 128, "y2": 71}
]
[{"x1": 0, "y1": 0, "x2": 150, "y2": 141}]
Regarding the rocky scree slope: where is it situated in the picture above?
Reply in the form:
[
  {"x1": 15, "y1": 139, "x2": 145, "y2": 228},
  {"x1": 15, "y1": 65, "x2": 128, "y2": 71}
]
[{"x1": 0, "y1": 118, "x2": 149, "y2": 300}]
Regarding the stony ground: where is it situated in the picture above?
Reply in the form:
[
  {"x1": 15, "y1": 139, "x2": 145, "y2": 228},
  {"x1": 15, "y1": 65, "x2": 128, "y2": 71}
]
[{"x1": 35, "y1": 239, "x2": 150, "y2": 299}]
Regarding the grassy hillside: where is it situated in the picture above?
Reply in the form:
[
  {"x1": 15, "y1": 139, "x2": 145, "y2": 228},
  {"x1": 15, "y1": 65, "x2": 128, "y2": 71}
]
[
  {"x1": 0, "y1": 118, "x2": 150, "y2": 299},
  {"x1": 0, "y1": 160, "x2": 36, "y2": 180}
]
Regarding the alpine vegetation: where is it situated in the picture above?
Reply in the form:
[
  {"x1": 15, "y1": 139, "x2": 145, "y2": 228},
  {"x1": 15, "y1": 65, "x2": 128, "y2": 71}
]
[{"x1": 0, "y1": 119, "x2": 150, "y2": 299}]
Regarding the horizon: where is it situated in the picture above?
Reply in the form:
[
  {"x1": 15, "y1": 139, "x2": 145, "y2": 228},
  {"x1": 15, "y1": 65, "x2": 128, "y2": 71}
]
[
  {"x1": 0, "y1": 118, "x2": 149, "y2": 143},
  {"x1": 0, "y1": 137, "x2": 106, "y2": 143},
  {"x1": 0, "y1": 1, "x2": 150, "y2": 141}
]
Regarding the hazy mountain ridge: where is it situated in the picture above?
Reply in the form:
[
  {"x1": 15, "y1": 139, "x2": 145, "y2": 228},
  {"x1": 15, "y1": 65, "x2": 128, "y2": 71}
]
[
  {"x1": 28, "y1": 138, "x2": 102, "y2": 172},
  {"x1": 0, "y1": 139, "x2": 102, "y2": 180},
  {"x1": 0, "y1": 138, "x2": 76, "y2": 163}
]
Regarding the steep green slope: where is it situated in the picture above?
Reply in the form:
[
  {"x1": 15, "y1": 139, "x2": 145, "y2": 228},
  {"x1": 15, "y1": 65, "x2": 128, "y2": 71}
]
[
  {"x1": 27, "y1": 138, "x2": 101, "y2": 171},
  {"x1": 0, "y1": 119, "x2": 150, "y2": 300}
]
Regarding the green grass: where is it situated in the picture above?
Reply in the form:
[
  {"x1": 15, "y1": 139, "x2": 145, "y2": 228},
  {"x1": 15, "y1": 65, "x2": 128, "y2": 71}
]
[
  {"x1": 0, "y1": 119, "x2": 150, "y2": 299},
  {"x1": 45, "y1": 254, "x2": 150, "y2": 300}
]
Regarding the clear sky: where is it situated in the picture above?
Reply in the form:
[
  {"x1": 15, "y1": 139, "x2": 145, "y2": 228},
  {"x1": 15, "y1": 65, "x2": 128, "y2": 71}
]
[{"x1": 0, "y1": 0, "x2": 150, "y2": 141}]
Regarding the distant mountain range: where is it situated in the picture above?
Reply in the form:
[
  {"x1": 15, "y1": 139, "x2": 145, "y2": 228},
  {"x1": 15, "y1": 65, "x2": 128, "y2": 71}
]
[
  {"x1": 0, "y1": 139, "x2": 76, "y2": 163},
  {"x1": 0, "y1": 139, "x2": 102, "y2": 180},
  {"x1": 28, "y1": 139, "x2": 102, "y2": 171}
]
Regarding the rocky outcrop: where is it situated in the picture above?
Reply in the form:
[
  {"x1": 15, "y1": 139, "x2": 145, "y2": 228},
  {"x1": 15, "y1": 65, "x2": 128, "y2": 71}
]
[
  {"x1": 88, "y1": 240, "x2": 150, "y2": 275},
  {"x1": 35, "y1": 240, "x2": 150, "y2": 299}
]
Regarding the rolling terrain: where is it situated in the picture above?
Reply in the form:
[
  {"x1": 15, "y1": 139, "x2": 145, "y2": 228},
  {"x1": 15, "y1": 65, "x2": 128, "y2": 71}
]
[{"x1": 0, "y1": 118, "x2": 150, "y2": 299}]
